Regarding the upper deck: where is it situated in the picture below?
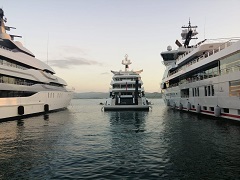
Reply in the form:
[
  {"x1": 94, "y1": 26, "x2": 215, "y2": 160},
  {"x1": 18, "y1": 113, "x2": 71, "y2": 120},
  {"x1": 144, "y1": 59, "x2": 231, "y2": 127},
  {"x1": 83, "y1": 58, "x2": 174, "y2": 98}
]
[{"x1": 162, "y1": 38, "x2": 240, "y2": 83}]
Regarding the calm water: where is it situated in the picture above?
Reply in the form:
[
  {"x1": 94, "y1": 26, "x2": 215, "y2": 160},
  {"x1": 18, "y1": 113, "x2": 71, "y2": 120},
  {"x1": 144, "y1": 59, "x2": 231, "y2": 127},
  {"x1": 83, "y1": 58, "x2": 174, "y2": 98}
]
[{"x1": 1, "y1": 99, "x2": 240, "y2": 179}]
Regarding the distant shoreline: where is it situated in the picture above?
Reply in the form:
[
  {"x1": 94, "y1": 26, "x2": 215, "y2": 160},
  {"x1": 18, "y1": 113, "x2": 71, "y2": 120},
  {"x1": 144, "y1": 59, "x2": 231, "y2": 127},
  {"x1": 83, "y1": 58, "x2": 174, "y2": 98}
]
[
  {"x1": 73, "y1": 92, "x2": 162, "y2": 99},
  {"x1": 73, "y1": 97, "x2": 162, "y2": 99}
]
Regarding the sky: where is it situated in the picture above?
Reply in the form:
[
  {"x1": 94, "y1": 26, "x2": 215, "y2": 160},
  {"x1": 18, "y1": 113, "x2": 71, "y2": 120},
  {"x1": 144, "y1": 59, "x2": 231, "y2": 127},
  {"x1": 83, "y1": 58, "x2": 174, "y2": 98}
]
[{"x1": 1, "y1": 0, "x2": 240, "y2": 92}]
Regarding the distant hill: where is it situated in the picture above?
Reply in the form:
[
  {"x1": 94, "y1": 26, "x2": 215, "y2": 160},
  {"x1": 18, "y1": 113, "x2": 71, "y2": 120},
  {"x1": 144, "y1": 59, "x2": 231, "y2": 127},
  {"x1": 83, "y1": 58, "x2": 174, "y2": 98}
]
[
  {"x1": 73, "y1": 92, "x2": 108, "y2": 99},
  {"x1": 73, "y1": 92, "x2": 162, "y2": 99}
]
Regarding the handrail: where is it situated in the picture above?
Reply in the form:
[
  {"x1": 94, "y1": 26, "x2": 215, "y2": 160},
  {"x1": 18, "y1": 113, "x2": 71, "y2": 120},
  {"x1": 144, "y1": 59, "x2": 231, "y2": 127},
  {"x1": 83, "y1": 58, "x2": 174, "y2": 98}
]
[
  {"x1": 169, "y1": 39, "x2": 239, "y2": 77},
  {"x1": 175, "y1": 39, "x2": 239, "y2": 63},
  {"x1": 168, "y1": 64, "x2": 240, "y2": 88}
]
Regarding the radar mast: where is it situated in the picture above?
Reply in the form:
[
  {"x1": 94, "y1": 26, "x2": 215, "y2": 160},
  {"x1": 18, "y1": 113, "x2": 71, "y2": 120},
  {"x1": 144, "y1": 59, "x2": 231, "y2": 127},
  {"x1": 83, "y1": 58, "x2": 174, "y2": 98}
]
[
  {"x1": 181, "y1": 19, "x2": 198, "y2": 47},
  {"x1": 122, "y1": 54, "x2": 132, "y2": 72}
]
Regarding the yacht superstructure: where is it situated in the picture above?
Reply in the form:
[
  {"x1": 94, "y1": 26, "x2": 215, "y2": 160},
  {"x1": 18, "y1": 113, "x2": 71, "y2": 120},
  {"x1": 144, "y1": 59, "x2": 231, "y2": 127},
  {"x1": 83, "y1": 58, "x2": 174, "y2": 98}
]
[
  {"x1": 160, "y1": 20, "x2": 240, "y2": 121},
  {"x1": 103, "y1": 55, "x2": 150, "y2": 111},
  {"x1": 0, "y1": 9, "x2": 73, "y2": 120}
]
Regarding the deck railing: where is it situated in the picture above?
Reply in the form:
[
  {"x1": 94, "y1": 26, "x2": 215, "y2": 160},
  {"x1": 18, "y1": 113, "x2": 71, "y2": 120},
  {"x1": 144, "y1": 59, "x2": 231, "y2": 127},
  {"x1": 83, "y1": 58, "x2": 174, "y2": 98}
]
[
  {"x1": 170, "y1": 39, "x2": 240, "y2": 77},
  {"x1": 168, "y1": 64, "x2": 240, "y2": 88},
  {"x1": 176, "y1": 39, "x2": 239, "y2": 62}
]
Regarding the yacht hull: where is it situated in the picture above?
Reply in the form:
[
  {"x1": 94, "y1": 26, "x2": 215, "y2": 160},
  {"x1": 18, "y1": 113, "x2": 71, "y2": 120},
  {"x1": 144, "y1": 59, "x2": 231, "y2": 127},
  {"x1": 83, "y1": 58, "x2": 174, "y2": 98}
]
[
  {"x1": 0, "y1": 91, "x2": 73, "y2": 121},
  {"x1": 103, "y1": 105, "x2": 150, "y2": 111},
  {"x1": 162, "y1": 70, "x2": 240, "y2": 121}
]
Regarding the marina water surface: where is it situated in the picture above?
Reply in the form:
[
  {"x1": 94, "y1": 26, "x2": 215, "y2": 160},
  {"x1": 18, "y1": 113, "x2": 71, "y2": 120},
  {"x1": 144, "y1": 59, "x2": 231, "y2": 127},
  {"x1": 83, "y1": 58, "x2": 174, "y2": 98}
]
[{"x1": 1, "y1": 99, "x2": 240, "y2": 179}]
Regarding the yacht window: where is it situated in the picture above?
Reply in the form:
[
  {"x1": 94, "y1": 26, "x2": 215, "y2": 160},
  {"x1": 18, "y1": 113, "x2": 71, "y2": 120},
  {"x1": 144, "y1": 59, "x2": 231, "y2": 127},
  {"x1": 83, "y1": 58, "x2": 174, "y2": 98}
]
[
  {"x1": 229, "y1": 80, "x2": 240, "y2": 96},
  {"x1": 3, "y1": 76, "x2": 8, "y2": 83},
  {"x1": 210, "y1": 107, "x2": 214, "y2": 111},
  {"x1": 204, "y1": 86, "x2": 207, "y2": 96},
  {"x1": 203, "y1": 106, "x2": 207, "y2": 110},
  {"x1": 0, "y1": 90, "x2": 35, "y2": 98},
  {"x1": 3, "y1": 60, "x2": 7, "y2": 66},
  {"x1": 181, "y1": 88, "x2": 189, "y2": 98},
  {"x1": 208, "y1": 86, "x2": 211, "y2": 96},
  {"x1": 205, "y1": 85, "x2": 214, "y2": 96},
  {"x1": 8, "y1": 77, "x2": 15, "y2": 84},
  {"x1": 223, "y1": 108, "x2": 229, "y2": 113},
  {"x1": 220, "y1": 51, "x2": 240, "y2": 71},
  {"x1": 211, "y1": 85, "x2": 214, "y2": 96},
  {"x1": 192, "y1": 88, "x2": 198, "y2": 97}
]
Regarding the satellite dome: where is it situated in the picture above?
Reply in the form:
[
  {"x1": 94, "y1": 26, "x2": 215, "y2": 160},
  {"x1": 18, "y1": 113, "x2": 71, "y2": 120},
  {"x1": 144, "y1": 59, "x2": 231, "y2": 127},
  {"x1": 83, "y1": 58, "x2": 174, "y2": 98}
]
[{"x1": 167, "y1": 46, "x2": 172, "y2": 51}]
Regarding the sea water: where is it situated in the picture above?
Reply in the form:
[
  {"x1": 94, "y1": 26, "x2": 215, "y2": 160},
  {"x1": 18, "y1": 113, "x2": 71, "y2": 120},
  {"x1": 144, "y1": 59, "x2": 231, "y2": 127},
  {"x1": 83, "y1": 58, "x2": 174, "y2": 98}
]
[{"x1": 0, "y1": 99, "x2": 240, "y2": 179}]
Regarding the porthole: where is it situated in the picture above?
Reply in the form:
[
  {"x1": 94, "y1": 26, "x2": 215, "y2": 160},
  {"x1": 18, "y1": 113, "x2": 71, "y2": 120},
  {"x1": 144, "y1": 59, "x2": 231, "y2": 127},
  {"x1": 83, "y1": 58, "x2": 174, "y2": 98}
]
[{"x1": 223, "y1": 108, "x2": 229, "y2": 113}]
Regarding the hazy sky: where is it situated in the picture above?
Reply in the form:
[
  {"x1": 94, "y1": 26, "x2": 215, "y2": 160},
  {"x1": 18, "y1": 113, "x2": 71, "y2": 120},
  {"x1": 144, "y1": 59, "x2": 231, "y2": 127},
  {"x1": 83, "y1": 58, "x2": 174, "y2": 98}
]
[{"x1": 2, "y1": 0, "x2": 240, "y2": 92}]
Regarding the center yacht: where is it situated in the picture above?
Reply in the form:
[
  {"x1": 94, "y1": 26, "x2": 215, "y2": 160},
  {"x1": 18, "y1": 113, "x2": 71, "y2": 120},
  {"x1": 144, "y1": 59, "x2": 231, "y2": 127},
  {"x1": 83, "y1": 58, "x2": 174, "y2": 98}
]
[
  {"x1": 0, "y1": 9, "x2": 73, "y2": 120},
  {"x1": 103, "y1": 55, "x2": 150, "y2": 111}
]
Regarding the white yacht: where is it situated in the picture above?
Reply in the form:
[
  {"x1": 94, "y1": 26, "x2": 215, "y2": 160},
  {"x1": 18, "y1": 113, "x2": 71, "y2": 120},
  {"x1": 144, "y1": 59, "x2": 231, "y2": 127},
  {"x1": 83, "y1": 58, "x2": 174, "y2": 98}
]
[
  {"x1": 103, "y1": 55, "x2": 150, "y2": 111},
  {"x1": 160, "y1": 20, "x2": 240, "y2": 121},
  {"x1": 0, "y1": 9, "x2": 73, "y2": 120}
]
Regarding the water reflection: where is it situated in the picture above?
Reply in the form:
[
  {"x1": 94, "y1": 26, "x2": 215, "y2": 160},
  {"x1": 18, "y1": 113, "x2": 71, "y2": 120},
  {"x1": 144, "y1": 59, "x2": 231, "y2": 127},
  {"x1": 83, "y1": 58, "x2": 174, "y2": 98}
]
[
  {"x1": 43, "y1": 114, "x2": 49, "y2": 121},
  {"x1": 0, "y1": 109, "x2": 74, "y2": 179},
  {"x1": 108, "y1": 111, "x2": 147, "y2": 132},
  {"x1": 104, "y1": 111, "x2": 151, "y2": 177},
  {"x1": 17, "y1": 119, "x2": 24, "y2": 126},
  {"x1": 161, "y1": 107, "x2": 240, "y2": 179}
]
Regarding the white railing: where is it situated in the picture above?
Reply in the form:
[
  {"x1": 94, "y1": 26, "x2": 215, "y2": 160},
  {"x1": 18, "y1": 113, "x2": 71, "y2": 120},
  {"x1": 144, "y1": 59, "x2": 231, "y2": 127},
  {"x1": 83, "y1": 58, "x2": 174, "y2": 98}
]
[
  {"x1": 168, "y1": 64, "x2": 240, "y2": 88},
  {"x1": 170, "y1": 39, "x2": 240, "y2": 77}
]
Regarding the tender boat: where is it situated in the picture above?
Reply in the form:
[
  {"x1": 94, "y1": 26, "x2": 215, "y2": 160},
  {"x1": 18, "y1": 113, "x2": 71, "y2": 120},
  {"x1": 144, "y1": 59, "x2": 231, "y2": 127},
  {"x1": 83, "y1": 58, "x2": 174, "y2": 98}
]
[{"x1": 103, "y1": 55, "x2": 150, "y2": 111}]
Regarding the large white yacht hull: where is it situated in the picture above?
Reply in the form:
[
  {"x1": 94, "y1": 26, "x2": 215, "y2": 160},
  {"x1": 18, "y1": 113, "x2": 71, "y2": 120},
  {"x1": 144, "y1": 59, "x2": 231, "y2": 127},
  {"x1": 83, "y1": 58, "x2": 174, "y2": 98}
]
[
  {"x1": 163, "y1": 70, "x2": 240, "y2": 121},
  {"x1": 0, "y1": 91, "x2": 73, "y2": 120},
  {"x1": 103, "y1": 97, "x2": 151, "y2": 111}
]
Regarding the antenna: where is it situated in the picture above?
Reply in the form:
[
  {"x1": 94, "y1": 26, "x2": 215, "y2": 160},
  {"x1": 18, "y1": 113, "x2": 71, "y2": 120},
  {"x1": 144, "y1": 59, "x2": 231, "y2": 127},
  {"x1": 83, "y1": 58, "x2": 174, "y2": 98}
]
[
  {"x1": 204, "y1": 17, "x2": 206, "y2": 39},
  {"x1": 181, "y1": 19, "x2": 198, "y2": 47},
  {"x1": 47, "y1": 33, "x2": 49, "y2": 65}
]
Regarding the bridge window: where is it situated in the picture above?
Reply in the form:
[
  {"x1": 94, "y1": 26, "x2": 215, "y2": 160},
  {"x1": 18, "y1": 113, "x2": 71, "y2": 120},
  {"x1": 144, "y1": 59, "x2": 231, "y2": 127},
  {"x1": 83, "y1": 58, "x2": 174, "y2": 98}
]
[{"x1": 223, "y1": 108, "x2": 229, "y2": 113}]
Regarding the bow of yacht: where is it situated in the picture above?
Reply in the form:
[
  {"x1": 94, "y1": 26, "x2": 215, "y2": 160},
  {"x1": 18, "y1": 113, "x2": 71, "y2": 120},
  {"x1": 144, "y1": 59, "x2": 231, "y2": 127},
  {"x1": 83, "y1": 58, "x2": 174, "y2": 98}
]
[{"x1": 0, "y1": 8, "x2": 73, "y2": 120}]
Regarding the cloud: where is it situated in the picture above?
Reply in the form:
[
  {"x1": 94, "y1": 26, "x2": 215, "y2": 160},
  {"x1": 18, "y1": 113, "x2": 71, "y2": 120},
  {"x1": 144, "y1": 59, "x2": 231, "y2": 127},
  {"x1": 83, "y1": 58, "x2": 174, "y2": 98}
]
[
  {"x1": 59, "y1": 46, "x2": 87, "y2": 55},
  {"x1": 101, "y1": 72, "x2": 110, "y2": 75},
  {"x1": 48, "y1": 57, "x2": 102, "y2": 68}
]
